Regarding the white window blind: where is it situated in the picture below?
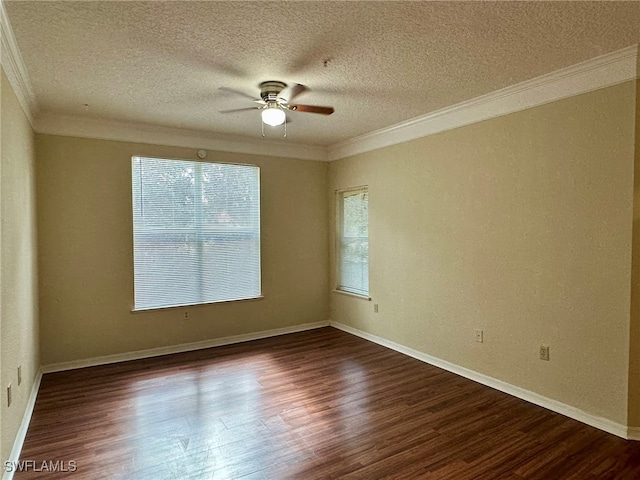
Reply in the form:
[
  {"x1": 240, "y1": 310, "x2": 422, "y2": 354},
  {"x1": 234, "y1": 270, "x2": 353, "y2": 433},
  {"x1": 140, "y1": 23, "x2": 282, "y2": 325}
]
[
  {"x1": 132, "y1": 156, "x2": 261, "y2": 310},
  {"x1": 336, "y1": 187, "x2": 369, "y2": 296}
]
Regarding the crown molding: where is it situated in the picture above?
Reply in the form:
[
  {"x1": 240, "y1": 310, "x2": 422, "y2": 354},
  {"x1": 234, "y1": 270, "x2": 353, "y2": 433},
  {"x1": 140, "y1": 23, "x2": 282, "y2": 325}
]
[
  {"x1": 0, "y1": 0, "x2": 38, "y2": 126},
  {"x1": 4, "y1": 0, "x2": 636, "y2": 165},
  {"x1": 327, "y1": 44, "x2": 640, "y2": 161},
  {"x1": 36, "y1": 113, "x2": 329, "y2": 161}
]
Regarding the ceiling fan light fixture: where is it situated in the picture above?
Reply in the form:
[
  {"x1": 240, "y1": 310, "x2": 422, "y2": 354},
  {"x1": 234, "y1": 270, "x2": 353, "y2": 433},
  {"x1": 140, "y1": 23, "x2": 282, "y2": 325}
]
[{"x1": 261, "y1": 104, "x2": 286, "y2": 126}]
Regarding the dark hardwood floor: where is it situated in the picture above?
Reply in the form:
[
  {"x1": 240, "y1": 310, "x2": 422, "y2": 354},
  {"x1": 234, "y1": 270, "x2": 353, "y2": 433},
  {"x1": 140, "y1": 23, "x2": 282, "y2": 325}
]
[{"x1": 13, "y1": 327, "x2": 640, "y2": 479}]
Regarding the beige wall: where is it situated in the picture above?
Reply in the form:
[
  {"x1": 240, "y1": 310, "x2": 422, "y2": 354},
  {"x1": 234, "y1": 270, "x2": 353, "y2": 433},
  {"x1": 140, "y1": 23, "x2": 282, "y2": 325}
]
[
  {"x1": 36, "y1": 135, "x2": 329, "y2": 365},
  {"x1": 1, "y1": 69, "x2": 39, "y2": 463},
  {"x1": 630, "y1": 79, "x2": 640, "y2": 428},
  {"x1": 329, "y1": 82, "x2": 636, "y2": 425}
]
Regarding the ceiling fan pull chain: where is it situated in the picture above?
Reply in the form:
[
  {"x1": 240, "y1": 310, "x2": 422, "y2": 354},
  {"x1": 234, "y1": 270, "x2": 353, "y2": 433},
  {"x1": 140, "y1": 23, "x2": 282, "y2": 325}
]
[
  {"x1": 284, "y1": 116, "x2": 287, "y2": 138},
  {"x1": 261, "y1": 119, "x2": 265, "y2": 138}
]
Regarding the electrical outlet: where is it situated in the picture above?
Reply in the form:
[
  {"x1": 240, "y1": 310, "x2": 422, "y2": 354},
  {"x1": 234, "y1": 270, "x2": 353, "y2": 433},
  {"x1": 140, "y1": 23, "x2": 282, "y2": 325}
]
[
  {"x1": 540, "y1": 345, "x2": 550, "y2": 361},
  {"x1": 475, "y1": 329, "x2": 483, "y2": 343},
  {"x1": 7, "y1": 384, "x2": 11, "y2": 407},
  {"x1": 374, "y1": 304, "x2": 379, "y2": 313},
  {"x1": 184, "y1": 311, "x2": 189, "y2": 320},
  {"x1": 17, "y1": 366, "x2": 22, "y2": 386}
]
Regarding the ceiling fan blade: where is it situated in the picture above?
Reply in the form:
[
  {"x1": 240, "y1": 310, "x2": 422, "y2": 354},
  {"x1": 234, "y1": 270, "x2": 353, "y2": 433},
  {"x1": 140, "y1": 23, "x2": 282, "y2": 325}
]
[
  {"x1": 289, "y1": 104, "x2": 334, "y2": 115},
  {"x1": 219, "y1": 107, "x2": 262, "y2": 114},
  {"x1": 281, "y1": 83, "x2": 307, "y2": 103},
  {"x1": 218, "y1": 87, "x2": 260, "y2": 101}
]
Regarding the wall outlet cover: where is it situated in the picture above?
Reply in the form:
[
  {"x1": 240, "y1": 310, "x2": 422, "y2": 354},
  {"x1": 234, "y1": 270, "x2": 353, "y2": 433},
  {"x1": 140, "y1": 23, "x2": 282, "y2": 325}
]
[
  {"x1": 475, "y1": 330, "x2": 484, "y2": 343},
  {"x1": 540, "y1": 345, "x2": 550, "y2": 361}
]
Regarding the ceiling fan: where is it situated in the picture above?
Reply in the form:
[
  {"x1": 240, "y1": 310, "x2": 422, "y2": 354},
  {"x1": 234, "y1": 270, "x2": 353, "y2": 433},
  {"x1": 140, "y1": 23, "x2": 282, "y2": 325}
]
[{"x1": 219, "y1": 81, "x2": 334, "y2": 127}]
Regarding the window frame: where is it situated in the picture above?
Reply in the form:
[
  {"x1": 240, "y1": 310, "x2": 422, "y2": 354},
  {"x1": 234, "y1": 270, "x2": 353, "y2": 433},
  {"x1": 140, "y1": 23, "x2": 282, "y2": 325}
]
[
  {"x1": 131, "y1": 155, "x2": 262, "y2": 312},
  {"x1": 334, "y1": 185, "x2": 370, "y2": 300}
]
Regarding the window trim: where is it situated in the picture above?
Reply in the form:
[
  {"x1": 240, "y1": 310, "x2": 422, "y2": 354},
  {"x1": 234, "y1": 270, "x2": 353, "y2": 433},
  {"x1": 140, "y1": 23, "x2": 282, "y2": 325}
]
[
  {"x1": 130, "y1": 295, "x2": 264, "y2": 313},
  {"x1": 332, "y1": 289, "x2": 371, "y2": 301},
  {"x1": 335, "y1": 185, "x2": 370, "y2": 298}
]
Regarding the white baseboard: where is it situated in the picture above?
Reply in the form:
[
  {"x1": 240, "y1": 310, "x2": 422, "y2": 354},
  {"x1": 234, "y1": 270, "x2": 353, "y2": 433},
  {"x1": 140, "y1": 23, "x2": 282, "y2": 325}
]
[
  {"x1": 3, "y1": 370, "x2": 43, "y2": 480},
  {"x1": 330, "y1": 320, "x2": 633, "y2": 440},
  {"x1": 42, "y1": 321, "x2": 329, "y2": 373}
]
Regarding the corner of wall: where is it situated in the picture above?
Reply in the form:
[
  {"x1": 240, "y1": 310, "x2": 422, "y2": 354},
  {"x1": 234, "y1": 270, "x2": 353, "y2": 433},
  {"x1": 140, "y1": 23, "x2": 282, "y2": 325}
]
[
  {"x1": 628, "y1": 70, "x2": 640, "y2": 429},
  {"x1": 0, "y1": 67, "x2": 40, "y2": 466},
  {"x1": 0, "y1": 34, "x2": 4, "y2": 475}
]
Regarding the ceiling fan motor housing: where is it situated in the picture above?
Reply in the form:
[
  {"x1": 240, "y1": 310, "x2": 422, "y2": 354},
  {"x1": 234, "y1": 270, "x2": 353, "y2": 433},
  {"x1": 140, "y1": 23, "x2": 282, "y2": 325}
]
[{"x1": 260, "y1": 80, "x2": 287, "y2": 102}]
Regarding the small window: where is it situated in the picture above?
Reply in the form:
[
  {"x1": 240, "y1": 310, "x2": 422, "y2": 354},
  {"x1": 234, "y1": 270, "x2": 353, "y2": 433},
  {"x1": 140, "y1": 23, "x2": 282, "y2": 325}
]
[
  {"x1": 131, "y1": 156, "x2": 261, "y2": 310},
  {"x1": 336, "y1": 187, "x2": 369, "y2": 297}
]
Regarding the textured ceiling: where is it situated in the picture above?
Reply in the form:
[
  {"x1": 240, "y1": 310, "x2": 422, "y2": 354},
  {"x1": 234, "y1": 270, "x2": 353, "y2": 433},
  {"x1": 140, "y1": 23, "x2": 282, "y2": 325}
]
[{"x1": 5, "y1": 1, "x2": 640, "y2": 147}]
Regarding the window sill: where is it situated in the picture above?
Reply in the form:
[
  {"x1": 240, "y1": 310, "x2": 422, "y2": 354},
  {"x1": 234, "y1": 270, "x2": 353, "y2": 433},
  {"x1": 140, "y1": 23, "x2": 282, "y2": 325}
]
[
  {"x1": 332, "y1": 289, "x2": 371, "y2": 301},
  {"x1": 131, "y1": 295, "x2": 264, "y2": 313}
]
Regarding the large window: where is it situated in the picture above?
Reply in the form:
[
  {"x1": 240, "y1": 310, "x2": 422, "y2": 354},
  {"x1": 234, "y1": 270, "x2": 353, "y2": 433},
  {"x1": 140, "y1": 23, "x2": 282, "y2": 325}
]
[
  {"x1": 336, "y1": 187, "x2": 369, "y2": 297},
  {"x1": 132, "y1": 156, "x2": 261, "y2": 310}
]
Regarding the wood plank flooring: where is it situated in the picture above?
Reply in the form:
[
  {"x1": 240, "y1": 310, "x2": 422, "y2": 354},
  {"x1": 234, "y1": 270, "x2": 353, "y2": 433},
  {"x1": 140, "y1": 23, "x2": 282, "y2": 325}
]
[{"x1": 12, "y1": 327, "x2": 640, "y2": 479}]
